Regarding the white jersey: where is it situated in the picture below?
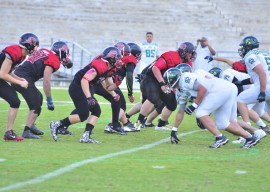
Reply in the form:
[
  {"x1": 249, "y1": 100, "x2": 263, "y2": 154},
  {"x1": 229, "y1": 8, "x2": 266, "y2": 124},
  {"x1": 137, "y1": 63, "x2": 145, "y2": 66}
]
[
  {"x1": 193, "y1": 46, "x2": 215, "y2": 71},
  {"x1": 244, "y1": 49, "x2": 270, "y2": 86},
  {"x1": 178, "y1": 72, "x2": 238, "y2": 129},
  {"x1": 220, "y1": 68, "x2": 250, "y2": 82},
  {"x1": 138, "y1": 42, "x2": 160, "y2": 72}
]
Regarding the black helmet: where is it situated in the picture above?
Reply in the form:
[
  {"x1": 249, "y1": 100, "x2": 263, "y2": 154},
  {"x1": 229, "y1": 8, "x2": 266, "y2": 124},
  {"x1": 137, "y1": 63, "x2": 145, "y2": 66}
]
[
  {"x1": 175, "y1": 63, "x2": 192, "y2": 74},
  {"x1": 102, "y1": 46, "x2": 122, "y2": 67},
  {"x1": 178, "y1": 42, "x2": 196, "y2": 62},
  {"x1": 51, "y1": 41, "x2": 72, "y2": 68},
  {"x1": 238, "y1": 36, "x2": 259, "y2": 57},
  {"x1": 114, "y1": 42, "x2": 131, "y2": 56},
  {"x1": 127, "y1": 42, "x2": 142, "y2": 61},
  {"x1": 19, "y1": 33, "x2": 39, "y2": 54},
  {"x1": 208, "y1": 67, "x2": 222, "y2": 78},
  {"x1": 163, "y1": 68, "x2": 181, "y2": 88}
]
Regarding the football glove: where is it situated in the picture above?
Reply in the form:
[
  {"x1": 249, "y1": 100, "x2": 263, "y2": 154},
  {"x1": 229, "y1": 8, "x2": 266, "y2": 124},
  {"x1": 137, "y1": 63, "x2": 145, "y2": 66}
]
[
  {"x1": 135, "y1": 74, "x2": 143, "y2": 83},
  {"x1": 113, "y1": 94, "x2": 120, "y2": 102},
  {"x1": 185, "y1": 103, "x2": 198, "y2": 115},
  {"x1": 46, "y1": 96, "x2": 54, "y2": 111},
  {"x1": 171, "y1": 131, "x2": 180, "y2": 144},
  {"x1": 204, "y1": 56, "x2": 213, "y2": 63},
  {"x1": 257, "y1": 92, "x2": 266, "y2": 103},
  {"x1": 87, "y1": 97, "x2": 97, "y2": 107},
  {"x1": 128, "y1": 95, "x2": 135, "y2": 103}
]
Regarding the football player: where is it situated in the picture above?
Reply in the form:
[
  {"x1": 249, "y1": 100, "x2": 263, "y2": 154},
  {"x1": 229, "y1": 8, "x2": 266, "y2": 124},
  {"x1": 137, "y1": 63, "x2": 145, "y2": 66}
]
[
  {"x1": 209, "y1": 67, "x2": 267, "y2": 143},
  {"x1": 49, "y1": 46, "x2": 124, "y2": 143},
  {"x1": 12, "y1": 41, "x2": 72, "y2": 139},
  {"x1": 0, "y1": 33, "x2": 39, "y2": 141},
  {"x1": 165, "y1": 66, "x2": 259, "y2": 148},
  {"x1": 237, "y1": 36, "x2": 270, "y2": 134},
  {"x1": 103, "y1": 42, "x2": 142, "y2": 133},
  {"x1": 134, "y1": 42, "x2": 196, "y2": 130}
]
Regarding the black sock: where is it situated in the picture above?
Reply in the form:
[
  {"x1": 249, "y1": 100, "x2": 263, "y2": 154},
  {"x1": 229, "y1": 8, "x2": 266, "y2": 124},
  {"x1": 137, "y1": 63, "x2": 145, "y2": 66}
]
[
  {"x1": 24, "y1": 126, "x2": 31, "y2": 131},
  {"x1": 126, "y1": 113, "x2": 131, "y2": 119},
  {"x1": 61, "y1": 117, "x2": 71, "y2": 127},
  {"x1": 158, "y1": 119, "x2": 166, "y2": 127},
  {"x1": 112, "y1": 122, "x2": 121, "y2": 129},
  {"x1": 123, "y1": 120, "x2": 130, "y2": 126},
  {"x1": 138, "y1": 114, "x2": 145, "y2": 123},
  {"x1": 85, "y1": 123, "x2": 94, "y2": 134}
]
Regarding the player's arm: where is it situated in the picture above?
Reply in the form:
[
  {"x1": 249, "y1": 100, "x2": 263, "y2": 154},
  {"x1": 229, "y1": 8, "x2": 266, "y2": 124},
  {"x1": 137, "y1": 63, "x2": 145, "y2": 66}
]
[
  {"x1": 253, "y1": 64, "x2": 266, "y2": 92},
  {"x1": 81, "y1": 68, "x2": 97, "y2": 98},
  {"x1": 152, "y1": 58, "x2": 167, "y2": 83},
  {"x1": 193, "y1": 81, "x2": 207, "y2": 105},
  {"x1": 0, "y1": 56, "x2": 28, "y2": 87},
  {"x1": 205, "y1": 40, "x2": 216, "y2": 56},
  {"x1": 173, "y1": 104, "x2": 186, "y2": 128},
  {"x1": 104, "y1": 76, "x2": 117, "y2": 91},
  {"x1": 43, "y1": 66, "x2": 54, "y2": 97},
  {"x1": 126, "y1": 63, "x2": 136, "y2": 96},
  {"x1": 213, "y1": 57, "x2": 234, "y2": 67}
]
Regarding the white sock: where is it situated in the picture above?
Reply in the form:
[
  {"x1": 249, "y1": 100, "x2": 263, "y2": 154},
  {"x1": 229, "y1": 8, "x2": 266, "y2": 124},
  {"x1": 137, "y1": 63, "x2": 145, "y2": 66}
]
[{"x1": 256, "y1": 119, "x2": 266, "y2": 127}]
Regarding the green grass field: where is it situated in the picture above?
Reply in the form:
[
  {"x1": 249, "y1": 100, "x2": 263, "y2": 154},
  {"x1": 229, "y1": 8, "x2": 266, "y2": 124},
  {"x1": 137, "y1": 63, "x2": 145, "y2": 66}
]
[{"x1": 1, "y1": 88, "x2": 270, "y2": 192}]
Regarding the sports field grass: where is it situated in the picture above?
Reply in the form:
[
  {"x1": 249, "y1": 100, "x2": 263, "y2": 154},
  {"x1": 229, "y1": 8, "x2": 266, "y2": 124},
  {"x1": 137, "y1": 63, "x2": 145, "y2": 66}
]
[{"x1": 1, "y1": 87, "x2": 270, "y2": 192}]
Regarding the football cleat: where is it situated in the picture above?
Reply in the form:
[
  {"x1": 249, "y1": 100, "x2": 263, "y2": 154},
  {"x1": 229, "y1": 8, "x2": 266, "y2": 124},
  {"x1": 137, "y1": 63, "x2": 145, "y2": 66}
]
[
  {"x1": 22, "y1": 130, "x2": 40, "y2": 139},
  {"x1": 209, "y1": 135, "x2": 229, "y2": 148},
  {"x1": 123, "y1": 122, "x2": 140, "y2": 132},
  {"x1": 232, "y1": 137, "x2": 246, "y2": 144},
  {"x1": 30, "y1": 124, "x2": 44, "y2": 135},
  {"x1": 4, "y1": 130, "x2": 24, "y2": 141},
  {"x1": 49, "y1": 121, "x2": 62, "y2": 141},
  {"x1": 241, "y1": 135, "x2": 260, "y2": 148},
  {"x1": 57, "y1": 126, "x2": 72, "y2": 135}
]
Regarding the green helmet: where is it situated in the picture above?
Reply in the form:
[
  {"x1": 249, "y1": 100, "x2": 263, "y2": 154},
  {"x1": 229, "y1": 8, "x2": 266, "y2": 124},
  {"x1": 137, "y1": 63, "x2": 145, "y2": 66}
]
[
  {"x1": 239, "y1": 36, "x2": 259, "y2": 57},
  {"x1": 175, "y1": 63, "x2": 192, "y2": 74},
  {"x1": 163, "y1": 68, "x2": 181, "y2": 88},
  {"x1": 208, "y1": 67, "x2": 222, "y2": 78}
]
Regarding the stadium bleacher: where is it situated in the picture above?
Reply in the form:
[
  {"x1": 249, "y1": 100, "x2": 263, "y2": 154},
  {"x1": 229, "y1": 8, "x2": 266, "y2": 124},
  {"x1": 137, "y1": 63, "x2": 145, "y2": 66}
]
[
  {"x1": 1, "y1": 0, "x2": 269, "y2": 53},
  {"x1": 0, "y1": 0, "x2": 269, "y2": 83}
]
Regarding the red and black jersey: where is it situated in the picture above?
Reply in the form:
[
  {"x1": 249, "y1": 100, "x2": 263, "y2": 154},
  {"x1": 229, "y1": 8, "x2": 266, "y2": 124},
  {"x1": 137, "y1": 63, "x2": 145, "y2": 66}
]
[
  {"x1": 73, "y1": 56, "x2": 115, "y2": 86},
  {"x1": 146, "y1": 50, "x2": 192, "y2": 78},
  {"x1": 14, "y1": 48, "x2": 61, "y2": 82},
  {"x1": 0, "y1": 44, "x2": 26, "y2": 72},
  {"x1": 232, "y1": 61, "x2": 247, "y2": 73}
]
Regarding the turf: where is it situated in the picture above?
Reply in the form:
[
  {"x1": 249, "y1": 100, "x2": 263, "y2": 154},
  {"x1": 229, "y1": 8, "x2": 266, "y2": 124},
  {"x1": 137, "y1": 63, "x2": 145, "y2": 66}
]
[{"x1": 0, "y1": 88, "x2": 270, "y2": 192}]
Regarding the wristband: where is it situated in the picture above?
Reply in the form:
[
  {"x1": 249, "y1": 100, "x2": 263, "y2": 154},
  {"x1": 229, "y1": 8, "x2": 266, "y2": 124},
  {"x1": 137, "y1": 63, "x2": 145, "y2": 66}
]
[
  {"x1": 159, "y1": 81, "x2": 166, "y2": 86},
  {"x1": 192, "y1": 102, "x2": 198, "y2": 108},
  {"x1": 172, "y1": 127, "x2": 178, "y2": 131},
  {"x1": 46, "y1": 96, "x2": 52, "y2": 101}
]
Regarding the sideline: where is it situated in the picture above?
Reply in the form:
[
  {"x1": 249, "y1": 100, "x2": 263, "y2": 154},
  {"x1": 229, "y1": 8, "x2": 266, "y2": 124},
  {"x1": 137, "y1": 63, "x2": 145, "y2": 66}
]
[{"x1": 0, "y1": 130, "x2": 202, "y2": 192}]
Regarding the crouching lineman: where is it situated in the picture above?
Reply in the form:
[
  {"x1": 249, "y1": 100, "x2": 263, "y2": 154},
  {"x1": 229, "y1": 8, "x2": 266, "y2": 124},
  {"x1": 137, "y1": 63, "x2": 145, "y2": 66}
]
[
  {"x1": 49, "y1": 46, "x2": 124, "y2": 143},
  {"x1": 135, "y1": 42, "x2": 196, "y2": 130},
  {"x1": 104, "y1": 42, "x2": 142, "y2": 133},
  {"x1": 208, "y1": 67, "x2": 266, "y2": 143},
  {"x1": 164, "y1": 67, "x2": 259, "y2": 148}
]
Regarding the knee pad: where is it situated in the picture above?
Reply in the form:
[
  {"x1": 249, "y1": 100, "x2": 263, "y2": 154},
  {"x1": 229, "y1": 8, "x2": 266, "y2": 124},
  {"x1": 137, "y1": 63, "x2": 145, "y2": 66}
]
[
  {"x1": 91, "y1": 104, "x2": 101, "y2": 118},
  {"x1": 120, "y1": 97, "x2": 126, "y2": 111},
  {"x1": 155, "y1": 102, "x2": 164, "y2": 114},
  {"x1": 165, "y1": 99, "x2": 177, "y2": 111},
  {"x1": 10, "y1": 99, "x2": 21, "y2": 108},
  {"x1": 33, "y1": 106, "x2": 42, "y2": 116},
  {"x1": 79, "y1": 113, "x2": 89, "y2": 122}
]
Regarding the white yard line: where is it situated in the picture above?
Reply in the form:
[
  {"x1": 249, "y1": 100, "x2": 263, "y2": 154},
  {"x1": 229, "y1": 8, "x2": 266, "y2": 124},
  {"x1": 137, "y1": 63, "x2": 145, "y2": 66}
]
[{"x1": 0, "y1": 130, "x2": 201, "y2": 192}]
